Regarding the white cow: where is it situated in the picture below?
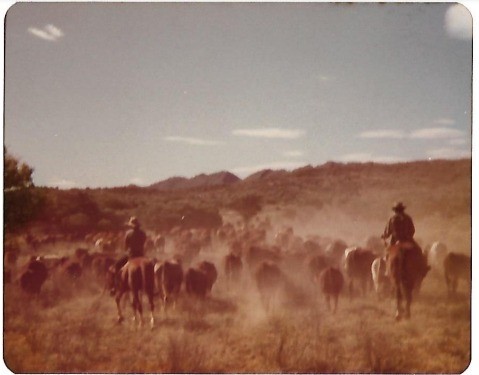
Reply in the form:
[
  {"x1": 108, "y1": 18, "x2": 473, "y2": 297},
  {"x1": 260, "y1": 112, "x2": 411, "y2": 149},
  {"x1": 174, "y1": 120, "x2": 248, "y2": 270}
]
[
  {"x1": 371, "y1": 256, "x2": 390, "y2": 298},
  {"x1": 427, "y1": 241, "x2": 448, "y2": 273}
]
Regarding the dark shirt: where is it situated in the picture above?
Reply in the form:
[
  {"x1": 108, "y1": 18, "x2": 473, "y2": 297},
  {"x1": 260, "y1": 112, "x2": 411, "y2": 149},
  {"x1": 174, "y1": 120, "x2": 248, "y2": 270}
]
[
  {"x1": 125, "y1": 227, "x2": 147, "y2": 258},
  {"x1": 383, "y1": 212, "x2": 415, "y2": 245}
]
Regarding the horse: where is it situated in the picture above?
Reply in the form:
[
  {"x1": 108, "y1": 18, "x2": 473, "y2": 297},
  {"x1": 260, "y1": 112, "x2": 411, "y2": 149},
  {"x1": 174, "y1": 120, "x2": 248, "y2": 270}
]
[
  {"x1": 107, "y1": 257, "x2": 155, "y2": 328},
  {"x1": 386, "y1": 241, "x2": 430, "y2": 320}
]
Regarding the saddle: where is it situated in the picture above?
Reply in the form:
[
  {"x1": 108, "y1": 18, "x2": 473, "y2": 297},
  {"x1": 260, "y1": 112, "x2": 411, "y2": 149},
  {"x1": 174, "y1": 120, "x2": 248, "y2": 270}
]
[
  {"x1": 387, "y1": 240, "x2": 419, "y2": 257},
  {"x1": 385, "y1": 240, "x2": 422, "y2": 276}
]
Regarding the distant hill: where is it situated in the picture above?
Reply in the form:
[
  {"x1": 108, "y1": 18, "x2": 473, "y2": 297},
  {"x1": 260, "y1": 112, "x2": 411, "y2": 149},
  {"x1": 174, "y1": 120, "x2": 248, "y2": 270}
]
[
  {"x1": 243, "y1": 168, "x2": 290, "y2": 182},
  {"x1": 149, "y1": 171, "x2": 241, "y2": 191}
]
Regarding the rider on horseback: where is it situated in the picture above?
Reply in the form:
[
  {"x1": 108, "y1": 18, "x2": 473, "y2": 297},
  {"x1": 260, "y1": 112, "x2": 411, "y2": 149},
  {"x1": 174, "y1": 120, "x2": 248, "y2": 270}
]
[
  {"x1": 381, "y1": 202, "x2": 430, "y2": 320},
  {"x1": 382, "y1": 202, "x2": 415, "y2": 246},
  {"x1": 115, "y1": 216, "x2": 147, "y2": 271}
]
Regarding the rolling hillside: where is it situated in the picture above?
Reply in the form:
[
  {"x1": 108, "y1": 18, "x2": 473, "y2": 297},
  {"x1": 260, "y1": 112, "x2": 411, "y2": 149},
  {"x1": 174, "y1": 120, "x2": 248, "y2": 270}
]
[{"x1": 21, "y1": 157, "x2": 471, "y2": 254}]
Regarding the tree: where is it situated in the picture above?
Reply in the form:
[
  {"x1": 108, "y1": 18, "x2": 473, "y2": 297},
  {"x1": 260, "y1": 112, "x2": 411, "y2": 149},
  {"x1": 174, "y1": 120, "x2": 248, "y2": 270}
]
[
  {"x1": 4, "y1": 148, "x2": 34, "y2": 189},
  {"x1": 4, "y1": 149, "x2": 44, "y2": 231}
]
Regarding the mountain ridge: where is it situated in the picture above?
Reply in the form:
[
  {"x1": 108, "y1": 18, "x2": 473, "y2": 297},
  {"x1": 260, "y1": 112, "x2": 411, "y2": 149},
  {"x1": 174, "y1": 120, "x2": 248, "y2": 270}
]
[{"x1": 149, "y1": 170, "x2": 241, "y2": 191}]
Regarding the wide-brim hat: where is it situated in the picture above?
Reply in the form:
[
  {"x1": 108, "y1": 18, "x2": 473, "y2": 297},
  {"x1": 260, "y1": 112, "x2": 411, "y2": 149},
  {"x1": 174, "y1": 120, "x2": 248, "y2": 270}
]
[
  {"x1": 392, "y1": 202, "x2": 406, "y2": 211},
  {"x1": 127, "y1": 216, "x2": 140, "y2": 227}
]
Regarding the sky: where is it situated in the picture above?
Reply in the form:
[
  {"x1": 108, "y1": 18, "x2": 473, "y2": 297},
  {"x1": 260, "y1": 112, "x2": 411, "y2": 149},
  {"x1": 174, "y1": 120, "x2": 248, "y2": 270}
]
[{"x1": 3, "y1": 1, "x2": 473, "y2": 189}]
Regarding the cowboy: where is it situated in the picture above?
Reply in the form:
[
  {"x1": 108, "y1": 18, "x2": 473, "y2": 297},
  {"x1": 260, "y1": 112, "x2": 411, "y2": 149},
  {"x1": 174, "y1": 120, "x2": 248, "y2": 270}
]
[
  {"x1": 382, "y1": 202, "x2": 415, "y2": 246},
  {"x1": 125, "y1": 216, "x2": 147, "y2": 258},
  {"x1": 114, "y1": 216, "x2": 147, "y2": 271}
]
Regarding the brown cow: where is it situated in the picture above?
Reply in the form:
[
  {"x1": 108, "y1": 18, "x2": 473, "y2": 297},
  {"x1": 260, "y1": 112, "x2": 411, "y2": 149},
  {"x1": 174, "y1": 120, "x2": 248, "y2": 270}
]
[
  {"x1": 4, "y1": 251, "x2": 18, "y2": 269},
  {"x1": 317, "y1": 266, "x2": 344, "y2": 313},
  {"x1": 343, "y1": 247, "x2": 376, "y2": 298},
  {"x1": 58, "y1": 258, "x2": 83, "y2": 280},
  {"x1": 307, "y1": 254, "x2": 330, "y2": 281},
  {"x1": 444, "y1": 252, "x2": 471, "y2": 296},
  {"x1": 325, "y1": 239, "x2": 348, "y2": 266},
  {"x1": 387, "y1": 242, "x2": 430, "y2": 320},
  {"x1": 19, "y1": 258, "x2": 49, "y2": 294},
  {"x1": 155, "y1": 259, "x2": 183, "y2": 312},
  {"x1": 35, "y1": 254, "x2": 63, "y2": 270},
  {"x1": 107, "y1": 257, "x2": 155, "y2": 327},
  {"x1": 255, "y1": 261, "x2": 285, "y2": 311},
  {"x1": 224, "y1": 253, "x2": 243, "y2": 284},
  {"x1": 91, "y1": 253, "x2": 115, "y2": 281},
  {"x1": 246, "y1": 245, "x2": 282, "y2": 269},
  {"x1": 153, "y1": 234, "x2": 166, "y2": 253},
  {"x1": 198, "y1": 261, "x2": 218, "y2": 294},
  {"x1": 74, "y1": 247, "x2": 89, "y2": 259},
  {"x1": 185, "y1": 267, "x2": 210, "y2": 298}
]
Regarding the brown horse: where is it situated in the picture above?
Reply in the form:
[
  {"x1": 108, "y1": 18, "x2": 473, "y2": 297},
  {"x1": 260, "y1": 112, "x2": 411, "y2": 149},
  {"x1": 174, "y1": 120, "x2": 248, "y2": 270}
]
[
  {"x1": 387, "y1": 241, "x2": 430, "y2": 320},
  {"x1": 107, "y1": 257, "x2": 155, "y2": 328}
]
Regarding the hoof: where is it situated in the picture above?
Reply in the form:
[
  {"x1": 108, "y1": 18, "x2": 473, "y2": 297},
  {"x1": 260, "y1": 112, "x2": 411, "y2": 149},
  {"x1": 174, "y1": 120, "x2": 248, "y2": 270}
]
[
  {"x1": 117, "y1": 316, "x2": 124, "y2": 324},
  {"x1": 395, "y1": 312, "x2": 402, "y2": 321}
]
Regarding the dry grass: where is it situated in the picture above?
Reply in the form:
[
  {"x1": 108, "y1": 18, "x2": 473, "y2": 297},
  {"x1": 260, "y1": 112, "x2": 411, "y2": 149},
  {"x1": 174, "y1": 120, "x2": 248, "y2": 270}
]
[{"x1": 3, "y1": 261, "x2": 470, "y2": 373}]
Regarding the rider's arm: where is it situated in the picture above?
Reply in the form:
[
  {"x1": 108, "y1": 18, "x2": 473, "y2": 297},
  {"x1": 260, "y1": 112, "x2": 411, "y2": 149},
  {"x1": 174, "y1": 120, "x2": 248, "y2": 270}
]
[{"x1": 382, "y1": 218, "x2": 392, "y2": 239}]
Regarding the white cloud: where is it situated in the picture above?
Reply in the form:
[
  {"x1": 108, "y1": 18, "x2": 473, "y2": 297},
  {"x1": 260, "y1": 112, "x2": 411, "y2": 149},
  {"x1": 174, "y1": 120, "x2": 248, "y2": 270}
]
[
  {"x1": 45, "y1": 24, "x2": 64, "y2": 38},
  {"x1": 164, "y1": 136, "x2": 223, "y2": 146},
  {"x1": 409, "y1": 127, "x2": 464, "y2": 139},
  {"x1": 358, "y1": 130, "x2": 406, "y2": 139},
  {"x1": 426, "y1": 148, "x2": 470, "y2": 159},
  {"x1": 232, "y1": 128, "x2": 305, "y2": 139},
  {"x1": 317, "y1": 75, "x2": 335, "y2": 82},
  {"x1": 434, "y1": 118, "x2": 456, "y2": 126},
  {"x1": 28, "y1": 24, "x2": 64, "y2": 42},
  {"x1": 283, "y1": 150, "x2": 304, "y2": 158},
  {"x1": 339, "y1": 153, "x2": 405, "y2": 163},
  {"x1": 449, "y1": 138, "x2": 467, "y2": 146},
  {"x1": 231, "y1": 161, "x2": 306, "y2": 177},
  {"x1": 445, "y1": 4, "x2": 472, "y2": 40}
]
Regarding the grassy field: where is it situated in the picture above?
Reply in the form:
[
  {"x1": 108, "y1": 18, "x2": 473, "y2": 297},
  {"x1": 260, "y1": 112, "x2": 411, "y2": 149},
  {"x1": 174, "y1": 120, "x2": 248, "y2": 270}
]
[{"x1": 3, "y1": 257, "x2": 470, "y2": 373}]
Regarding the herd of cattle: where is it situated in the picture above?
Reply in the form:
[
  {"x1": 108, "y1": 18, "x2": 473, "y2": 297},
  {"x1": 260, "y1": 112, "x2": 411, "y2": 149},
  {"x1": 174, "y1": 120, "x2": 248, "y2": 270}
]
[{"x1": 4, "y1": 221, "x2": 471, "y2": 325}]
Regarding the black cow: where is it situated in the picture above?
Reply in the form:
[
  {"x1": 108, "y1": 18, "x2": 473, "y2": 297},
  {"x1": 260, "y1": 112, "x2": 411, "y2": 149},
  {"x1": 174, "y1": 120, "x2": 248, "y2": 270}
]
[{"x1": 20, "y1": 258, "x2": 48, "y2": 294}]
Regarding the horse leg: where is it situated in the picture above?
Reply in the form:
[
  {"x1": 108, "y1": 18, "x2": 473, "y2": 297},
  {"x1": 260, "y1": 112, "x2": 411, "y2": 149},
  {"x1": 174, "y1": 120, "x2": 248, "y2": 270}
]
[
  {"x1": 115, "y1": 291, "x2": 125, "y2": 323},
  {"x1": 452, "y1": 277, "x2": 458, "y2": 295},
  {"x1": 445, "y1": 272, "x2": 451, "y2": 297},
  {"x1": 131, "y1": 292, "x2": 142, "y2": 327},
  {"x1": 333, "y1": 294, "x2": 339, "y2": 313},
  {"x1": 326, "y1": 294, "x2": 331, "y2": 311},
  {"x1": 172, "y1": 292, "x2": 178, "y2": 311},
  {"x1": 163, "y1": 295, "x2": 168, "y2": 317},
  {"x1": 137, "y1": 291, "x2": 144, "y2": 327},
  {"x1": 161, "y1": 285, "x2": 168, "y2": 316},
  {"x1": 148, "y1": 291, "x2": 155, "y2": 329},
  {"x1": 395, "y1": 286, "x2": 403, "y2": 321},
  {"x1": 349, "y1": 280, "x2": 354, "y2": 299},
  {"x1": 404, "y1": 285, "x2": 412, "y2": 319}
]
